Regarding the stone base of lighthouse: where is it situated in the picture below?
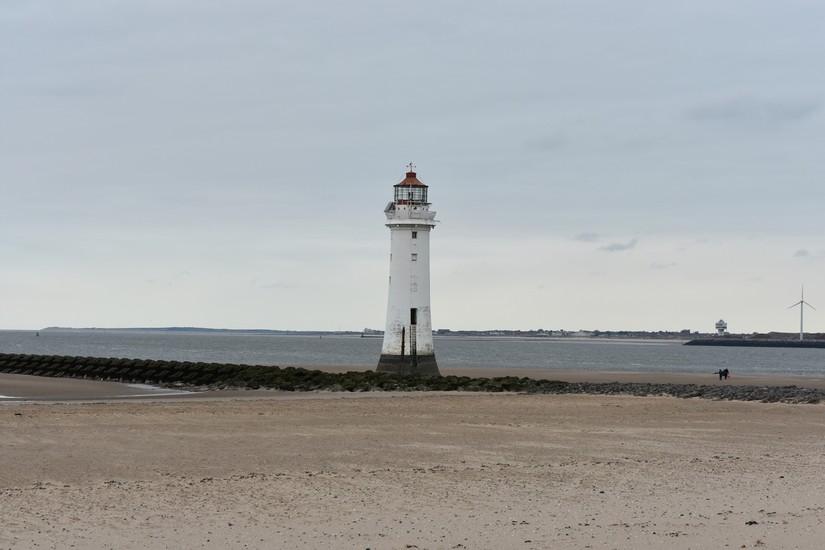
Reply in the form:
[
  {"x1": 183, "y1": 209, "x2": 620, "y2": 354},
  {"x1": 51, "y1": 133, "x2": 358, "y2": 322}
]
[{"x1": 377, "y1": 354, "x2": 440, "y2": 376}]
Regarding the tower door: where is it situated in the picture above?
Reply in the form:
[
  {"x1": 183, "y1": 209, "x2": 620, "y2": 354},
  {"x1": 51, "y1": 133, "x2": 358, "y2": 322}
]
[{"x1": 409, "y1": 308, "x2": 418, "y2": 366}]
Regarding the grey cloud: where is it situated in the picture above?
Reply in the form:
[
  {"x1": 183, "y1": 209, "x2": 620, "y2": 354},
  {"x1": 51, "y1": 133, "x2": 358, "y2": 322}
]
[
  {"x1": 794, "y1": 249, "x2": 810, "y2": 258},
  {"x1": 685, "y1": 96, "x2": 820, "y2": 129},
  {"x1": 599, "y1": 239, "x2": 638, "y2": 252},
  {"x1": 573, "y1": 232, "x2": 600, "y2": 242}
]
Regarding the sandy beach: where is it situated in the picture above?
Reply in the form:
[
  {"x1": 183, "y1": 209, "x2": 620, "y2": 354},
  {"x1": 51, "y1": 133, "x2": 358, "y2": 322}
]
[{"x1": 2, "y1": 372, "x2": 825, "y2": 549}]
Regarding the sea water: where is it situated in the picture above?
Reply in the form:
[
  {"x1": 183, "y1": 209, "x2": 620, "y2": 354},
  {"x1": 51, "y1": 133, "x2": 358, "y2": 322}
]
[{"x1": 1, "y1": 329, "x2": 824, "y2": 378}]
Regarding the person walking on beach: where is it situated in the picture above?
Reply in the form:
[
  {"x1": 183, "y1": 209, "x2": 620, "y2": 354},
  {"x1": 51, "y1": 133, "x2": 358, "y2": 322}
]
[{"x1": 714, "y1": 368, "x2": 729, "y2": 380}]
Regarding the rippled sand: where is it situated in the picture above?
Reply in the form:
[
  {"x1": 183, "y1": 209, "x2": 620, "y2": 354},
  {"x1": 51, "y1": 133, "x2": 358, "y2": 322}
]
[{"x1": 2, "y1": 381, "x2": 824, "y2": 549}]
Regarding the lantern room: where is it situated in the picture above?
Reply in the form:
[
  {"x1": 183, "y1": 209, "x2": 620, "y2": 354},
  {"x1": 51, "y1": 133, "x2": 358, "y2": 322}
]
[{"x1": 393, "y1": 169, "x2": 429, "y2": 205}]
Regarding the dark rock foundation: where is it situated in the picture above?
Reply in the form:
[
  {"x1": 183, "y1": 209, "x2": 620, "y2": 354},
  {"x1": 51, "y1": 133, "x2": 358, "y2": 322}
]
[{"x1": 377, "y1": 354, "x2": 439, "y2": 376}]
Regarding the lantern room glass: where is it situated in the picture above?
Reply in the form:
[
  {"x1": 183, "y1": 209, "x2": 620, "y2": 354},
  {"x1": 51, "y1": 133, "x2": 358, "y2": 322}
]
[{"x1": 394, "y1": 185, "x2": 428, "y2": 204}]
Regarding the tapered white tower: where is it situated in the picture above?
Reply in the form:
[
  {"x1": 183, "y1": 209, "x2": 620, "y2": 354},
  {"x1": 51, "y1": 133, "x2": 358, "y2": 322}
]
[{"x1": 377, "y1": 165, "x2": 439, "y2": 375}]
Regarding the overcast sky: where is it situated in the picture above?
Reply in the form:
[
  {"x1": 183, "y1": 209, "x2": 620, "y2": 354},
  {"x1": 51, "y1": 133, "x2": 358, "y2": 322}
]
[{"x1": 2, "y1": 0, "x2": 824, "y2": 333}]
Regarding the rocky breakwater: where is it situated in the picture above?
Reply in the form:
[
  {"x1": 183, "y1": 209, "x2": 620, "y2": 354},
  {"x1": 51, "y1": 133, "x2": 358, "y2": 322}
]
[
  {"x1": 2, "y1": 353, "x2": 824, "y2": 404},
  {"x1": 545, "y1": 382, "x2": 825, "y2": 404}
]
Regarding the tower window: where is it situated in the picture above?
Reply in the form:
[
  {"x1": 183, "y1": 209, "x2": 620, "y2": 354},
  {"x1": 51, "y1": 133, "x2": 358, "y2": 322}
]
[
  {"x1": 412, "y1": 231, "x2": 418, "y2": 239},
  {"x1": 411, "y1": 253, "x2": 418, "y2": 261}
]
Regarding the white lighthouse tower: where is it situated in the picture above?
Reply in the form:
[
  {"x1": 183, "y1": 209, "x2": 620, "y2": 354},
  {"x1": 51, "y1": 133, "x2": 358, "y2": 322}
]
[{"x1": 377, "y1": 164, "x2": 439, "y2": 375}]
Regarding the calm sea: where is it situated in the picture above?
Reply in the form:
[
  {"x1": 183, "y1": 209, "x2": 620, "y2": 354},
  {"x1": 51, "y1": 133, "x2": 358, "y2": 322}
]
[{"x1": 1, "y1": 329, "x2": 824, "y2": 378}]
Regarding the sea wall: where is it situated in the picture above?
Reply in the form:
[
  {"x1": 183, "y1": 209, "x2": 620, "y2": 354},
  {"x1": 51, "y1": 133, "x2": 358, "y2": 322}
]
[{"x1": 685, "y1": 339, "x2": 825, "y2": 348}]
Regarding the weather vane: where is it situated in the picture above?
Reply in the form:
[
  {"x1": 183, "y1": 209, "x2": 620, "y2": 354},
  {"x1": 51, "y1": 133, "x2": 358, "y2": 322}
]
[{"x1": 407, "y1": 162, "x2": 416, "y2": 172}]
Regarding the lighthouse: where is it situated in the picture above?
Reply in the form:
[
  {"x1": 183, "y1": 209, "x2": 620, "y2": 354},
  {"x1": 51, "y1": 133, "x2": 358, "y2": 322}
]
[{"x1": 377, "y1": 164, "x2": 440, "y2": 375}]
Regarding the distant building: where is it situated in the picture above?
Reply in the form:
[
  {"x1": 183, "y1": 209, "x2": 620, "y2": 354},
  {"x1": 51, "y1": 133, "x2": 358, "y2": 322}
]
[{"x1": 715, "y1": 319, "x2": 728, "y2": 336}]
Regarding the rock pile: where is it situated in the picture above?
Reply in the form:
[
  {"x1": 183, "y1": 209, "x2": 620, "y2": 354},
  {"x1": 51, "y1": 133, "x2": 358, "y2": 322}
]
[
  {"x1": 545, "y1": 382, "x2": 825, "y2": 404},
  {"x1": 1, "y1": 353, "x2": 823, "y2": 404}
]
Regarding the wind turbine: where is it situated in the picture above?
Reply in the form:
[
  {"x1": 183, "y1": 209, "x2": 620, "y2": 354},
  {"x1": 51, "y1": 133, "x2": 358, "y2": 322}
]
[{"x1": 788, "y1": 286, "x2": 815, "y2": 341}]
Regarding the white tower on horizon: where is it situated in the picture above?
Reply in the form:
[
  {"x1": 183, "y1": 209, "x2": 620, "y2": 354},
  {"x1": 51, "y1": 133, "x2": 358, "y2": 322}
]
[
  {"x1": 788, "y1": 286, "x2": 815, "y2": 341},
  {"x1": 377, "y1": 164, "x2": 439, "y2": 375}
]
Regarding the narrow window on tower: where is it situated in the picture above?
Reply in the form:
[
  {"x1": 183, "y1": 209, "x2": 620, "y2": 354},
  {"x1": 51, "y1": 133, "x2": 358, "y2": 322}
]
[
  {"x1": 411, "y1": 253, "x2": 418, "y2": 261},
  {"x1": 410, "y1": 308, "x2": 418, "y2": 325},
  {"x1": 412, "y1": 231, "x2": 418, "y2": 239}
]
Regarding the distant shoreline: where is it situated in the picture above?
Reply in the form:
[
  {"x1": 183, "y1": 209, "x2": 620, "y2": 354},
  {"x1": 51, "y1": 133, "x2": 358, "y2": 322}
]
[
  {"x1": 37, "y1": 326, "x2": 361, "y2": 336},
  {"x1": 32, "y1": 327, "x2": 693, "y2": 342},
  {"x1": 31, "y1": 326, "x2": 825, "y2": 343}
]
